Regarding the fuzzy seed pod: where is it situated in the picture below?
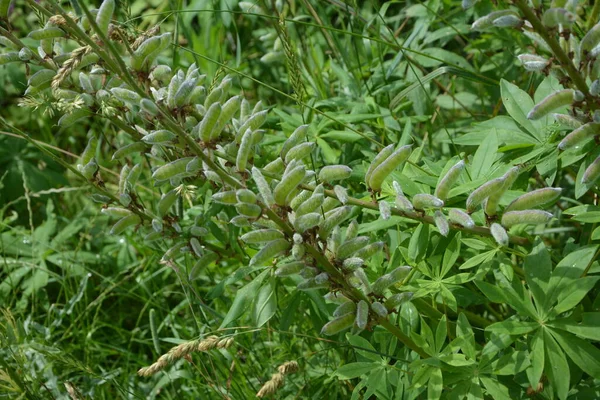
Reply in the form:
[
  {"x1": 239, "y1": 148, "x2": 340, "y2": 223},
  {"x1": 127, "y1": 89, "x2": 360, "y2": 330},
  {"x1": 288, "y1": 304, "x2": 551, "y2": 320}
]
[
  {"x1": 384, "y1": 292, "x2": 413, "y2": 310},
  {"x1": 492, "y1": 15, "x2": 522, "y2": 28},
  {"x1": 79, "y1": 158, "x2": 98, "y2": 180},
  {"x1": 342, "y1": 257, "x2": 364, "y2": 271},
  {"x1": 101, "y1": 207, "x2": 132, "y2": 218},
  {"x1": 321, "y1": 197, "x2": 340, "y2": 213},
  {"x1": 280, "y1": 125, "x2": 309, "y2": 159},
  {"x1": 0, "y1": 52, "x2": 20, "y2": 65},
  {"x1": 236, "y1": 189, "x2": 257, "y2": 204},
  {"x1": 110, "y1": 214, "x2": 141, "y2": 235},
  {"x1": 210, "y1": 95, "x2": 240, "y2": 139},
  {"x1": 152, "y1": 157, "x2": 193, "y2": 181},
  {"x1": 365, "y1": 144, "x2": 395, "y2": 188},
  {"x1": 581, "y1": 22, "x2": 600, "y2": 57},
  {"x1": 517, "y1": 54, "x2": 550, "y2": 72},
  {"x1": 191, "y1": 226, "x2": 208, "y2": 236},
  {"x1": 142, "y1": 130, "x2": 176, "y2": 145},
  {"x1": 118, "y1": 165, "x2": 131, "y2": 195},
  {"x1": 371, "y1": 302, "x2": 388, "y2": 318},
  {"x1": 582, "y1": 155, "x2": 600, "y2": 185},
  {"x1": 295, "y1": 194, "x2": 324, "y2": 217},
  {"x1": 505, "y1": 188, "x2": 562, "y2": 212},
  {"x1": 333, "y1": 185, "x2": 349, "y2": 204},
  {"x1": 151, "y1": 219, "x2": 163, "y2": 232},
  {"x1": 333, "y1": 301, "x2": 357, "y2": 317},
  {"x1": 501, "y1": 210, "x2": 553, "y2": 227},
  {"x1": 185, "y1": 157, "x2": 201, "y2": 174},
  {"x1": 448, "y1": 208, "x2": 475, "y2": 228},
  {"x1": 292, "y1": 243, "x2": 305, "y2": 260},
  {"x1": 236, "y1": 128, "x2": 254, "y2": 172},
  {"x1": 263, "y1": 158, "x2": 285, "y2": 175},
  {"x1": 591, "y1": 81, "x2": 600, "y2": 97},
  {"x1": 434, "y1": 210, "x2": 449, "y2": 236},
  {"x1": 368, "y1": 145, "x2": 412, "y2": 191},
  {"x1": 131, "y1": 35, "x2": 163, "y2": 71},
  {"x1": 336, "y1": 236, "x2": 370, "y2": 260},
  {"x1": 157, "y1": 189, "x2": 177, "y2": 217},
  {"x1": 558, "y1": 123, "x2": 600, "y2": 151},
  {"x1": 345, "y1": 220, "x2": 359, "y2": 241},
  {"x1": 230, "y1": 216, "x2": 250, "y2": 227},
  {"x1": 212, "y1": 190, "x2": 237, "y2": 204},
  {"x1": 379, "y1": 201, "x2": 391, "y2": 220},
  {"x1": 435, "y1": 160, "x2": 465, "y2": 200},
  {"x1": 59, "y1": 109, "x2": 91, "y2": 127},
  {"x1": 412, "y1": 193, "x2": 444, "y2": 210},
  {"x1": 462, "y1": 0, "x2": 475, "y2": 9},
  {"x1": 251, "y1": 167, "x2": 275, "y2": 208},
  {"x1": 144, "y1": 231, "x2": 161, "y2": 241},
  {"x1": 28, "y1": 69, "x2": 55, "y2": 88},
  {"x1": 237, "y1": 111, "x2": 268, "y2": 142},
  {"x1": 484, "y1": 167, "x2": 520, "y2": 217},
  {"x1": 273, "y1": 165, "x2": 306, "y2": 206},
  {"x1": 190, "y1": 238, "x2": 203, "y2": 257},
  {"x1": 119, "y1": 193, "x2": 131, "y2": 207},
  {"x1": 249, "y1": 239, "x2": 290, "y2": 266},
  {"x1": 91, "y1": 194, "x2": 111, "y2": 204},
  {"x1": 235, "y1": 202, "x2": 262, "y2": 218},
  {"x1": 471, "y1": 10, "x2": 519, "y2": 31},
  {"x1": 321, "y1": 312, "x2": 354, "y2": 336},
  {"x1": 490, "y1": 223, "x2": 509, "y2": 247},
  {"x1": 395, "y1": 194, "x2": 414, "y2": 212},
  {"x1": 112, "y1": 142, "x2": 146, "y2": 160},
  {"x1": 527, "y1": 90, "x2": 574, "y2": 120},
  {"x1": 353, "y1": 241, "x2": 384, "y2": 260},
  {"x1": 284, "y1": 142, "x2": 315, "y2": 163},
  {"x1": 79, "y1": 136, "x2": 98, "y2": 167},
  {"x1": 289, "y1": 190, "x2": 311, "y2": 210},
  {"x1": 318, "y1": 165, "x2": 352, "y2": 183},
  {"x1": 166, "y1": 71, "x2": 184, "y2": 108},
  {"x1": 275, "y1": 261, "x2": 305, "y2": 277},
  {"x1": 28, "y1": 27, "x2": 65, "y2": 40},
  {"x1": 314, "y1": 272, "x2": 329, "y2": 285},
  {"x1": 111, "y1": 88, "x2": 141, "y2": 105},
  {"x1": 297, "y1": 277, "x2": 328, "y2": 290},
  {"x1": 198, "y1": 103, "x2": 221, "y2": 142},
  {"x1": 324, "y1": 292, "x2": 350, "y2": 304},
  {"x1": 542, "y1": 8, "x2": 575, "y2": 27},
  {"x1": 189, "y1": 252, "x2": 219, "y2": 279},
  {"x1": 241, "y1": 229, "x2": 284, "y2": 244},
  {"x1": 95, "y1": 0, "x2": 115, "y2": 36},
  {"x1": 294, "y1": 212, "x2": 322, "y2": 233},
  {"x1": 319, "y1": 206, "x2": 352, "y2": 238},
  {"x1": 355, "y1": 300, "x2": 369, "y2": 330},
  {"x1": 466, "y1": 177, "x2": 504, "y2": 213}
]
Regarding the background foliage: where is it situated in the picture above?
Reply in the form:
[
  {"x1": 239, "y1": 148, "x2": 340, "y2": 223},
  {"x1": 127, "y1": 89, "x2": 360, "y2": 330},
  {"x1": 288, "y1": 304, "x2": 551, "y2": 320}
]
[{"x1": 1, "y1": 0, "x2": 600, "y2": 399}]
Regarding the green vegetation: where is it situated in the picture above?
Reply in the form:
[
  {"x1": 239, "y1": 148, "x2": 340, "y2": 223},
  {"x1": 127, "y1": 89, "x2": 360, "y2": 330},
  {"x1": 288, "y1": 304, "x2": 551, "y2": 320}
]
[{"x1": 1, "y1": 0, "x2": 600, "y2": 398}]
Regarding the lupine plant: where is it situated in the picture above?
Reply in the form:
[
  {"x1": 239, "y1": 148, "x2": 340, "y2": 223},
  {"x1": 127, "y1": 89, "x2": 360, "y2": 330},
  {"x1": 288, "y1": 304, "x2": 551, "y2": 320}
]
[{"x1": 1, "y1": 0, "x2": 600, "y2": 398}]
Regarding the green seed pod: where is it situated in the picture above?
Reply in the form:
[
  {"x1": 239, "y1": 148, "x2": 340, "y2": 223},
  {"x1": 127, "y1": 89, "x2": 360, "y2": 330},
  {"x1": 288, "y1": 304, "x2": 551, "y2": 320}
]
[
  {"x1": 324, "y1": 291, "x2": 350, "y2": 304},
  {"x1": 140, "y1": 98, "x2": 159, "y2": 115},
  {"x1": 395, "y1": 193, "x2": 414, "y2": 212},
  {"x1": 368, "y1": 145, "x2": 412, "y2": 191},
  {"x1": 127, "y1": 163, "x2": 142, "y2": 187},
  {"x1": 250, "y1": 239, "x2": 290, "y2": 266},
  {"x1": 355, "y1": 300, "x2": 369, "y2": 330},
  {"x1": 144, "y1": 231, "x2": 162, "y2": 242},
  {"x1": 212, "y1": 190, "x2": 237, "y2": 204},
  {"x1": 435, "y1": 160, "x2": 465, "y2": 201},
  {"x1": 204, "y1": 87, "x2": 222, "y2": 110},
  {"x1": 28, "y1": 27, "x2": 65, "y2": 40},
  {"x1": 211, "y1": 95, "x2": 241, "y2": 140},
  {"x1": 505, "y1": 188, "x2": 562, "y2": 212},
  {"x1": 466, "y1": 177, "x2": 505, "y2": 213},
  {"x1": 365, "y1": 144, "x2": 395, "y2": 187},
  {"x1": 373, "y1": 267, "x2": 410, "y2": 295},
  {"x1": 191, "y1": 226, "x2": 208, "y2": 236},
  {"x1": 151, "y1": 64, "x2": 172, "y2": 82},
  {"x1": 345, "y1": 220, "x2": 359, "y2": 241},
  {"x1": 142, "y1": 130, "x2": 176, "y2": 145},
  {"x1": 333, "y1": 185, "x2": 349, "y2": 204},
  {"x1": 58, "y1": 108, "x2": 91, "y2": 127},
  {"x1": 79, "y1": 158, "x2": 98, "y2": 180},
  {"x1": 79, "y1": 73, "x2": 94, "y2": 93},
  {"x1": 152, "y1": 157, "x2": 193, "y2": 181},
  {"x1": 28, "y1": 69, "x2": 56, "y2": 88},
  {"x1": 166, "y1": 71, "x2": 184, "y2": 108},
  {"x1": 273, "y1": 165, "x2": 306, "y2": 205},
  {"x1": 558, "y1": 123, "x2": 600, "y2": 151},
  {"x1": 448, "y1": 208, "x2": 475, "y2": 228},
  {"x1": 241, "y1": 229, "x2": 284, "y2": 244},
  {"x1": 336, "y1": 236, "x2": 370, "y2": 260},
  {"x1": 434, "y1": 210, "x2": 449, "y2": 236},
  {"x1": 95, "y1": 0, "x2": 115, "y2": 36},
  {"x1": 292, "y1": 243, "x2": 305, "y2": 260},
  {"x1": 230, "y1": 216, "x2": 251, "y2": 227},
  {"x1": 190, "y1": 237, "x2": 203, "y2": 257},
  {"x1": 327, "y1": 226, "x2": 342, "y2": 256},
  {"x1": 110, "y1": 214, "x2": 141, "y2": 235},
  {"x1": 112, "y1": 142, "x2": 146, "y2": 160},
  {"x1": 119, "y1": 193, "x2": 131, "y2": 207},
  {"x1": 275, "y1": 261, "x2": 305, "y2": 277},
  {"x1": 501, "y1": 210, "x2": 553, "y2": 227},
  {"x1": 79, "y1": 136, "x2": 98, "y2": 167},
  {"x1": 353, "y1": 241, "x2": 384, "y2": 260},
  {"x1": 492, "y1": 15, "x2": 522, "y2": 28},
  {"x1": 0, "y1": 52, "x2": 20, "y2": 65},
  {"x1": 294, "y1": 212, "x2": 323, "y2": 233},
  {"x1": 235, "y1": 202, "x2": 262, "y2": 218},
  {"x1": 158, "y1": 189, "x2": 177, "y2": 217},
  {"x1": 237, "y1": 110, "x2": 268, "y2": 143},
  {"x1": 131, "y1": 35, "x2": 162, "y2": 71},
  {"x1": 485, "y1": 167, "x2": 521, "y2": 217},
  {"x1": 236, "y1": 189, "x2": 257, "y2": 204},
  {"x1": 17, "y1": 47, "x2": 31, "y2": 61},
  {"x1": 90, "y1": 193, "x2": 111, "y2": 204},
  {"x1": 290, "y1": 190, "x2": 311, "y2": 210},
  {"x1": 321, "y1": 312, "x2": 355, "y2": 336},
  {"x1": 186, "y1": 157, "x2": 201, "y2": 173},
  {"x1": 189, "y1": 252, "x2": 219, "y2": 280},
  {"x1": 517, "y1": 54, "x2": 550, "y2": 72},
  {"x1": 300, "y1": 266, "x2": 318, "y2": 279},
  {"x1": 581, "y1": 22, "x2": 600, "y2": 57},
  {"x1": 314, "y1": 272, "x2": 329, "y2": 285},
  {"x1": 542, "y1": 8, "x2": 575, "y2": 27},
  {"x1": 412, "y1": 193, "x2": 444, "y2": 210},
  {"x1": 582, "y1": 155, "x2": 600, "y2": 185},
  {"x1": 390, "y1": 265, "x2": 411, "y2": 281},
  {"x1": 236, "y1": 128, "x2": 254, "y2": 172},
  {"x1": 111, "y1": 88, "x2": 141, "y2": 104},
  {"x1": 284, "y1": 142, "x2": 315, "y2": 163},
  {"x1": 173, "y1": 78, "x2": 198, "y2": 108},
  {"x1": 297, "y1": 276, "x2": 328, "y2": 291},
  {"x1": 151, "y1": 218, "x2": 162, "y2": 232},
  {"x1": 251, "y1": 167, "x2": 275, "y2": 208},
  {"x1": 101, "y1": 207, "x2": 132, "y2": 218},
  {"x1": 342, "y1": 257, "x2": 364, "y2": 271},
  {"x1": 281, "y1": 124, "x2": 309, "y2": 159},
  {"x1": 263, "y1": 158, "x2": 285, "y2": 175},
  {"x1": 295, "y1": 194, "x2": 324, "y2": 217},
  {"x1": 527, "y1": 89, "x2": 574, "y2": 120},
  {"x1": 197, "y1": 102, "x2": 221, "y2": 142},
  {"x1": 318, "y1": 165, "x2": 352, "y2": 183},
  {"x1": 384, "y1": 292, "x2": 413, "y2": 310},
  {"x1": 333, "y1": 301, "x2": 357, "y2": 317},
  {"x1": 319, "y1": 206, "x2": 352, "y2": 238},
  {"x1": 490, "y1": 223, "x2": 509, "y2": 247},
  {"x1": 379, "y1": 201, "x2": 391, "y2": 221},
  {"x1": 371, "y1": 302, "x2": 388, "y2": 318}
]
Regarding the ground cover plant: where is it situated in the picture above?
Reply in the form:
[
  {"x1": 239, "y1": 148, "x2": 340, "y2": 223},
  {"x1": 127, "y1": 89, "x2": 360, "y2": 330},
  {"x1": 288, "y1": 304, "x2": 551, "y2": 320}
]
[{"x1": 1, "y1": 0, "x2": 600, "y2": 398}]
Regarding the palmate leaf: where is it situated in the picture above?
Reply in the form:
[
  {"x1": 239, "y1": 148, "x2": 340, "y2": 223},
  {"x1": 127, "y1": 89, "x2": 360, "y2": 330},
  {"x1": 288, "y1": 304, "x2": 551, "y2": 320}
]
[{"x1": 544, "y1": 328, "x2": 570, "y2": 400}]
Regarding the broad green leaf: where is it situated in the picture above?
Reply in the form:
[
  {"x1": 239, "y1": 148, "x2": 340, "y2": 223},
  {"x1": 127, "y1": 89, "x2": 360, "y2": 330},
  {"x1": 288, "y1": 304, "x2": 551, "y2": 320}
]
[
  {"x1": 408, "y1": 223, "x2": 429, "y2": 263},
  {"x1": 335, "y1": 362, "x2": 378, "y2": 380},
  {"x1": 441, "y1": 233, "x2": 461, "y2": 278},
  {"x1": 470, "y1": 131, "x2": 498, "y2": 180},
  {"x1": 459, "y1": 249, "x2": 497, "y2": 270},
  {"x1": 552, "y1": 277, "x2": 600, "y2": 315},
  {"x1": 427, "y1": 368, "x2": 443, "y2": 400},
  {"x1": 491, "y1": 350, "x2": 530, "y2": 375},
  {"x1": 523, "y1": 240, "x2": 552, "y2": 314},
  {"x1": 456, "y1": 313, "x2": 476, "y2": 360},
  {"x1": 347, "y1": 334, "x2": 381, "y2": 362},
  {"x1": 220, "y1": 269, "x2": 269, "y2": 328},
  {"x1": 480, "y1": 377, "x2": 512, "y2": 400},
  {"x1": 550, "y1": 329, "x2": 600, "y2": 379},
  {"x1": 252, "y1": 279, "x2": 277, "y2": 327},
  {"x1": 486, "y1": 320, "x2": 539, "y2": 335},
  {"x1": 439, "y1": 284, "x2": 457, "y2": 312},
  {"x1": 549, "y1": 313, "x2": 600, "y2": 341},
  {"x1": 435, "y1": 315, "x2": 447, "y2": 354},
  {"x1": 500, "y1": 79, "x2": 540, "y2": 140},
  {"x1": 527, "y1": 329, "x2": 545, "y2": 390},
  {"x1": 544, "y1": 329, "x2": 570, "y2": 400}
]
